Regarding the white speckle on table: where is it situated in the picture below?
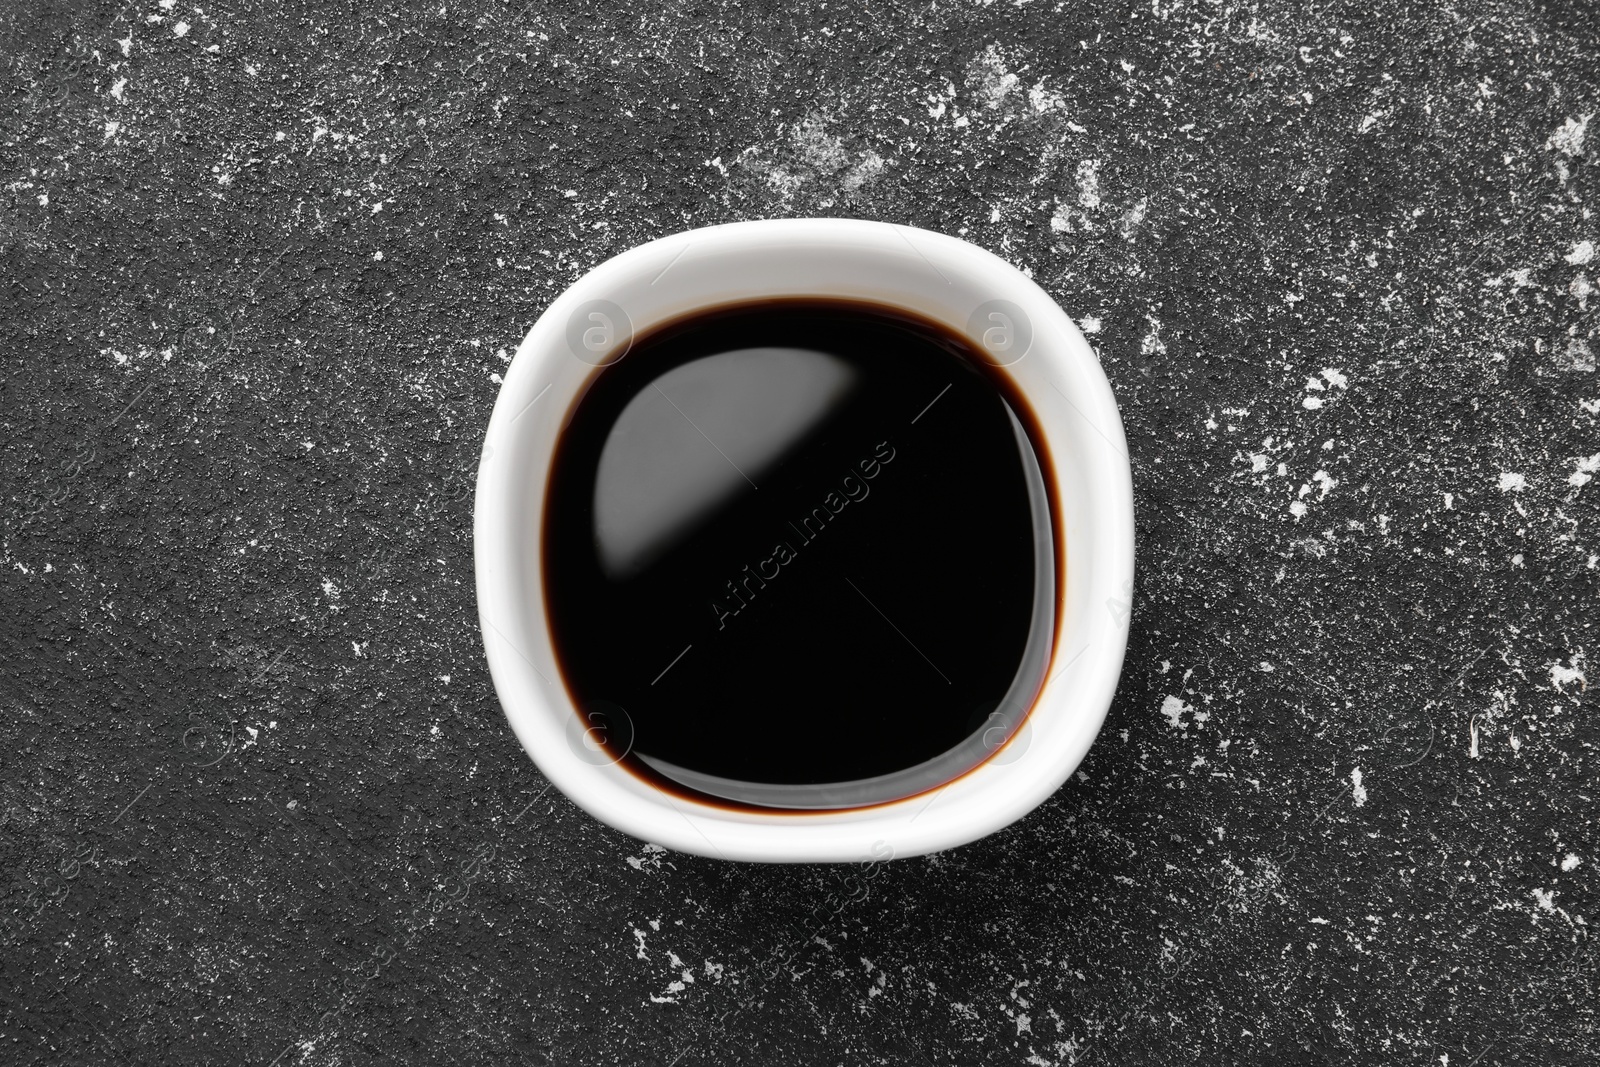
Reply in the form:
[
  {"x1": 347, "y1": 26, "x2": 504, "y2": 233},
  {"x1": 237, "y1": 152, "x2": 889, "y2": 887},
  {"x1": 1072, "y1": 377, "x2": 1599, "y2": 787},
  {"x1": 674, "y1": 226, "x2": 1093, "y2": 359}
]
[
  {"x1": 971, "y1": 43, "x2": 1020, "y2": 108},
  {"x1": 1547, "y1": 113, "x2": 1590, "y2": 157},
  {"x1": 743, "y1": 114, "x2": 889, "y2": 203},
  {"x1": 1076, "y1": 158, "x2": 1102, "y2": 209},
  {"x1": 1562, "y1": 854, "x2": 1582, "y2": 871},
  {"x1": 1120, "y1": 197, "x2": 1148, "y2": 238},
  {"x1": 842, "y1": 151, "x2": 885, "y2": 193},
  {"x1": 1557, "y1": 338, "x2": 1595, "y2": 372},
  {"x1": 1028, "y1": 79, "x2": 1066, "y2": 114},
  {"x1": 1140, "y1": 315, "x2": 1165, "y2": 356},
  {"x1": 1568, "y1": 240, "x2": 1595, "y2": 265},
  {"x1": 625, "y1": 842, "x2": 670, "y2": 871},
  {"x1": 1289, "y1": 500, "x2": 1307, "y2": 520},
  {"x1": 1303, "y1": 369, "x2": 1348, "y2": 409},
  {"x1": 1569, "y1": 453, "x2": 1600, "y2": 487},
  {"x1": 1160, "y1": 694, "x2": 1191, "y2": 731},
  {"x1": 1531, "y1": 888, "x2": 1556, "y2": 913},
  {"x1": 1497, "y1": 472, "x2": 1526, "y2": 492},
  {"x1": 173, "y1": 20, "x2": 189, "y2": 36},
  {"x1": 1350, "y1": 766, "x2": 1367, "y2": 807},
  {"x1": 1549, "y1": 652, "x2": 1586, "y2": 694},
  {"x1": 1221, "y1": 855, "x2": 1286, "y2": 914}
]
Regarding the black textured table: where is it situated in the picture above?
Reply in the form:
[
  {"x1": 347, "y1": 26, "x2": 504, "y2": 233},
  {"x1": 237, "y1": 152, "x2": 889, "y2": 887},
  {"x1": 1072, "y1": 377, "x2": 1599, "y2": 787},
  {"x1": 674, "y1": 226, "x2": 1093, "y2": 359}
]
[{"x1": 4, "y1": 2, "x2": 1597, "y2": 1064}]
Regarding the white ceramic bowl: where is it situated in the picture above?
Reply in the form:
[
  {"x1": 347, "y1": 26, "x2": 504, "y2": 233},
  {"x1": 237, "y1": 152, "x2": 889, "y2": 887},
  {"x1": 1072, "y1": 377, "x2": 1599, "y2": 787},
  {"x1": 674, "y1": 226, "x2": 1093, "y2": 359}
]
[{"x1": 474, "y1": 218, "x2": 1133, "y2": 863}]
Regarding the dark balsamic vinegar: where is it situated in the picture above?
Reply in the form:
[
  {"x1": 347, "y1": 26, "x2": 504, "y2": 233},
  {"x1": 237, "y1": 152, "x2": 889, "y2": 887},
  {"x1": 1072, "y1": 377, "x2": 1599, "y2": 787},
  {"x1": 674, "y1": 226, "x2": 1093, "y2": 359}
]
[{"x1": 542, "y1": 299, "x2": 1056, "y2": 810}]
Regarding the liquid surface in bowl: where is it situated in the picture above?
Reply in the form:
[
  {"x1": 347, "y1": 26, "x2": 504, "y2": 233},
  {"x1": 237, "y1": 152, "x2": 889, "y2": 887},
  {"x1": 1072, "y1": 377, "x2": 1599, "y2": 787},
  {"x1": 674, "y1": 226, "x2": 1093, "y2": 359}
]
[{"x1": 542, "y1": 299, "x2": 1056, "y2": 809}]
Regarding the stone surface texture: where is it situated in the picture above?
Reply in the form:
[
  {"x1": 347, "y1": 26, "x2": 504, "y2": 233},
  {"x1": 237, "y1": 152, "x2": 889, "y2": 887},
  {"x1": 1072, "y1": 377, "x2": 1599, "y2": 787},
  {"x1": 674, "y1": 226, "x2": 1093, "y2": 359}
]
[{"x1": 2, "y1": 1, "x2": 1597, "y2": 1064}]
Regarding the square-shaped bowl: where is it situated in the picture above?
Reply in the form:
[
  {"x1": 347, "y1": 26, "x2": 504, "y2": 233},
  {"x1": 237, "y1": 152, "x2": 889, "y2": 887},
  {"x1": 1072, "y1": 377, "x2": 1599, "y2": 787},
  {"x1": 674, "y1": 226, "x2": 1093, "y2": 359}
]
[{"x1": 475, "y1": 218, "x2": 1134, "y2": 862}]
